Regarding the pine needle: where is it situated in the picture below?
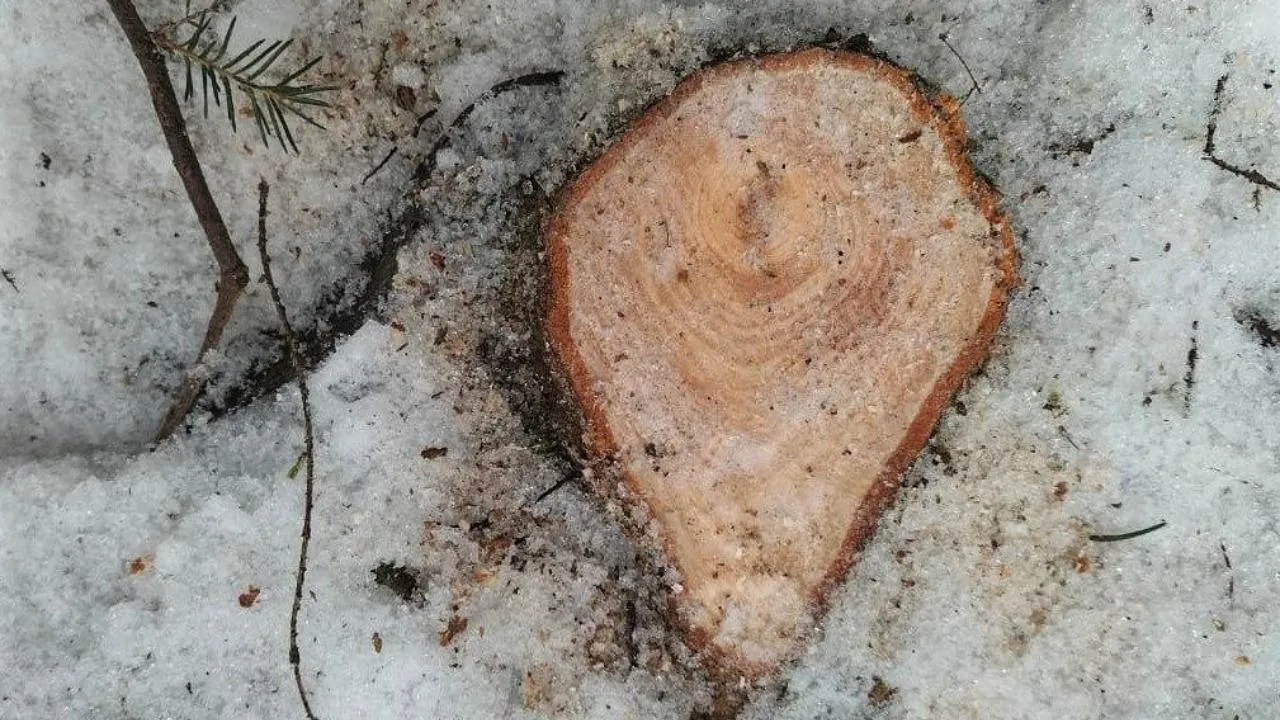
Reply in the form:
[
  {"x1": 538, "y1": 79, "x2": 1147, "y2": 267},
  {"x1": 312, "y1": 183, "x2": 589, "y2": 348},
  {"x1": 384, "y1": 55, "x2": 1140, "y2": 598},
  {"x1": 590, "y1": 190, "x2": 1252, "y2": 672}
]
[{"x1": 152, "y1": 10, "x2": 336, "y2": 153}]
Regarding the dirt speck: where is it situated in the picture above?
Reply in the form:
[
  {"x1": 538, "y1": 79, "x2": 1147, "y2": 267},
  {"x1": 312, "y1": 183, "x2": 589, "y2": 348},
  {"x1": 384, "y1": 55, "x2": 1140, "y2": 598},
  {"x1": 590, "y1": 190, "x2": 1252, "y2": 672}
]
[{"x1": 868, "y1": 676, "x2": 898, "y2": 706}]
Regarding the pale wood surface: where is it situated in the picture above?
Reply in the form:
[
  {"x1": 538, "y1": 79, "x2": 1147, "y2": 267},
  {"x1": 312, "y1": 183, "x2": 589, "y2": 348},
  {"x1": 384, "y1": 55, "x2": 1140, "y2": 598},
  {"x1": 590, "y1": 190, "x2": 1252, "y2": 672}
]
[{"x1": 547, "y1": 48, "x2": 1017, "y2": 679}]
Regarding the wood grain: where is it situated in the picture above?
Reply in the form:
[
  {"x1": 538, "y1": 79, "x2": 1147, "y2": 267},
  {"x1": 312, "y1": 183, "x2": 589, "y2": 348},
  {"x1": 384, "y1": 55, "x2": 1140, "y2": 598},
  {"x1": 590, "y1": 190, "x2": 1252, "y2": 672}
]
[{"x1": 546, "y1": 48, "x2": 1017, "y2": 680}]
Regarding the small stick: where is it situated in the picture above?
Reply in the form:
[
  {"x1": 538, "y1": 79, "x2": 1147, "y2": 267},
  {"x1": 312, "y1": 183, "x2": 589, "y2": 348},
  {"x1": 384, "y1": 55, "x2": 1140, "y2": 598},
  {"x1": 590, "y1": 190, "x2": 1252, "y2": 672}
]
[
  {"x1": 938, "y1": 32, "x2": 982, "y2": 101},
  {"x1": 530, "y1": 473, "x2": 575, "y2": 505},
  {"x1": 256, "y1": 180, "x2": 320, "y2": 720},
  {"x1": 106, "y1": 0, "x2": 250, "y2": 443},
  {"x1": 1088, "y1": 520, "x2": 1166, "y2": 543},
  {"x1": 361, "y1": 146, "x2": 398, "y2": 185}
]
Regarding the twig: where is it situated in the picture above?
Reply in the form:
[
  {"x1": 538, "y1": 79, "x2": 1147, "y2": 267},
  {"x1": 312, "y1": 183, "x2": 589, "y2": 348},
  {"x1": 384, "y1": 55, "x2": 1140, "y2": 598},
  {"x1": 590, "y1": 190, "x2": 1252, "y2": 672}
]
[
  {"x1": 1220, "y1": 540, "x2": 1235, "y2": 599},
  {"x1": 151, "y1": 0, "x2": 234, "y2": 40},
  {"x1": 530, "y1": 472, "x2": 576, "y2": 505},
  {"x1": 411, "y1": 107, "x2": 439, "y2": 137},
  {"x1": 1183, "y1": 321, "x2": 1198, "y2": 415},
  {"x1": 106, "y1": 0, "x2": 250, "y2": 443},
  {"x1": 256, "y1": 180, "x2": 320, "y2": 720},
  {"x1": 1057, "y1": 425, "x2": 1079, "y2": 450},
  {"x1": 1207, "y1": 155, "x2": 1280, "y2": 192},
  {"x1": 1088, "y1": 520, "x2": 1166, "y2": 543},
  {"x1": 1204, "y1": 73, "x2": 1280, "y2": 192},
  {"x1": 413, "y1": 70, "x2": 565, "y2": 183},
  {"x1": 938, "y1": 32, "x2": 982, "y2": 102},
  {"x1": 361, "y1": 146, "x2": 397, "y2": 184}
]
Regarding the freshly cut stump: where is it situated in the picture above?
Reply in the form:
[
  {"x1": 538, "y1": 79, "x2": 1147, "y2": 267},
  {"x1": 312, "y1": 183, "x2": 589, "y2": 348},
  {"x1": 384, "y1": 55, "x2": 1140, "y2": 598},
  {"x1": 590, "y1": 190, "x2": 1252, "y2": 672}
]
[{"x1": 546, "y1": 48, "x2": 1017, "y2": 680}]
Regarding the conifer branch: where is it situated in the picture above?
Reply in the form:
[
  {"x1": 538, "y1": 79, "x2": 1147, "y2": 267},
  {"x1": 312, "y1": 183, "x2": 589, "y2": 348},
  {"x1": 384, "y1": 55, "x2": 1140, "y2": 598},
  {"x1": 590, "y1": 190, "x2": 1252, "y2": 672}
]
[{"x1": 151, "y1": 6, "x2": 336, "y2": 152}]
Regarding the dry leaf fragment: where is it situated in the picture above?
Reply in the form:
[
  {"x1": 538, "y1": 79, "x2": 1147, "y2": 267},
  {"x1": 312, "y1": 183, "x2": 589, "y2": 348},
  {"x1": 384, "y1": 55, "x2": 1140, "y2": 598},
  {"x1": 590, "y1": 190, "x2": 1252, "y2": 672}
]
[
  {"x1": 394, "y1": 85, "x2": 416, "y2": 112},
  {"x1": 439, "y1": 615, "x2": 468, "y2": 647},
  {"x1": 1073, "y1": 554, "x2": 1092, "y2": 573}
]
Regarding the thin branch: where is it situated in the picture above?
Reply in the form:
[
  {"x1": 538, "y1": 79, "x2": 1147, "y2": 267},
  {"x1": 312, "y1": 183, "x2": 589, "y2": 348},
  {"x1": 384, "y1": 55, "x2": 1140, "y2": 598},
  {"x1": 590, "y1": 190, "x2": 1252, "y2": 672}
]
[
  {"x1": 938, "y1": 32, "x2": 982, "y2": 102},
  {"x1": 529, "y1": 472, "x2": 576, "y2": 505},
  {"x1": 361, "y1": 146, "x2": 397, "y2": 185},
  {"x1": 106, "y1": 0, "x2": 250, "y2": 443},
  {"x1": 256, "y1": 180, "x2": 320, "y2": 720},
  {"x1": 1207, "y1": 157, "x2": 1280, "y2": 192},
  {"x1": 152, "y1": 0, "x2": 234, "y2": 40}
]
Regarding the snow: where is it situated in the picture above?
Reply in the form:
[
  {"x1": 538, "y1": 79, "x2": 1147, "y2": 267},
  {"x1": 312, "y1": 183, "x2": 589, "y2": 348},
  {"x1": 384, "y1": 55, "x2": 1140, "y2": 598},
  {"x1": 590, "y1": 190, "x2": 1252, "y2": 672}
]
[{"x1": 3, "y1": 0, "x2": 1280, "y2": 718}]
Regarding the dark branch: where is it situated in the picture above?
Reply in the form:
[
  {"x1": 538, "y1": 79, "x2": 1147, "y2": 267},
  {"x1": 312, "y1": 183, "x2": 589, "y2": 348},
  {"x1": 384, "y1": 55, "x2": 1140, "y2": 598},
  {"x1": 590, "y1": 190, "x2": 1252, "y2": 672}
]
[
  {"x1": 1207, "y1": 157, "x2": 1280, "y2": 192},
  {"x1": 106, "y1": 0, "x2": 250, "y2": 442},
  {"x1": 1204, "y1": 74, "x2": 1228, "y2": 156},
  {"x1": 257, "y1": 180, "x2": 321, "y2": 720},
  {"x1": 413, "y1": 70, "x2": 564, "y2": 183},
  {"x1": 1203, "y1": 73, "x2": 1280, "y2": 192},
  {"x1": 361, "y1": 146, "x2": 397, "y2": 185},
  {"x1": 938, "y1": 32, "x2": 982, "y2": 101},
  {"x1": 530, "y1": 471, "x2": 578, "y2": 505}
]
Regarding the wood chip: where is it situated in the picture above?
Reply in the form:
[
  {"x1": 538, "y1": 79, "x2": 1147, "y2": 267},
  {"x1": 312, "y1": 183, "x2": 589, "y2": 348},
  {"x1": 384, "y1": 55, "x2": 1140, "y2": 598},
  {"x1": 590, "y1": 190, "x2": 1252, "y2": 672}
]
[{"x1": 438, "y1": 615, "x2": 468, "y2": 647}]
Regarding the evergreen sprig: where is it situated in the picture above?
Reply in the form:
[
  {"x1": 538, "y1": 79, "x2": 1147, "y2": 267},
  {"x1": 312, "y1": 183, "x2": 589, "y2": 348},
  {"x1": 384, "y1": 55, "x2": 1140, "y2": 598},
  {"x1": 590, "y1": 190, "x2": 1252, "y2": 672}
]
[{"x1": 152, "y1": 5, "x2": 336, "y2": 153}]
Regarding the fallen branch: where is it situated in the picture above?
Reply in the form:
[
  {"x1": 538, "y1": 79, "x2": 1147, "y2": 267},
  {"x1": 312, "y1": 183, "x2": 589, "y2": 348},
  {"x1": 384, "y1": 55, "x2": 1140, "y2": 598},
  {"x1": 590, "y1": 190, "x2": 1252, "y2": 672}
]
[
  {"x1": 106, "y1": 0, "x2": 250, "y2": 443},
  {"x1": 256, "y1": 180, "x2": 320, "y2": 720}
]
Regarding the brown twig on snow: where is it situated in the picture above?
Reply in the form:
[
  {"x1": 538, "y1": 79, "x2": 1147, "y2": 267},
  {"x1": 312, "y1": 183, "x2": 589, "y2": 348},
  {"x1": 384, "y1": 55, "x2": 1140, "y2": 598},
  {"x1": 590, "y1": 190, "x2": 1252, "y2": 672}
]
[
  {"x1": 106, "y1": 0, "x2": 250, "y2": 443},
  {"x1": 256, "y1": 180, "x2": 321, "y2": 720}
]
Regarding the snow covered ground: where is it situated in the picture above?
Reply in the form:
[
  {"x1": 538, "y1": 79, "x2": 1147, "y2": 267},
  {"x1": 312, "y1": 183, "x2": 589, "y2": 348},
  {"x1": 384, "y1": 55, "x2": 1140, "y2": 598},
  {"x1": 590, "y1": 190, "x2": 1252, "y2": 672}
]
[{"x1": 3, "y1": 0, "x2": 1279, "y2": 718}]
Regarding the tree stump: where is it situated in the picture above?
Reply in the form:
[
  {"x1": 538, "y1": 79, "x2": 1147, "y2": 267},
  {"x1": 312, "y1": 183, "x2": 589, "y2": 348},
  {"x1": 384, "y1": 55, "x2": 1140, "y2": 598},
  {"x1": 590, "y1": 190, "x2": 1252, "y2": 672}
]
[{"x1": 545, "y1": 48, "x2": 1017, "y2": 680}]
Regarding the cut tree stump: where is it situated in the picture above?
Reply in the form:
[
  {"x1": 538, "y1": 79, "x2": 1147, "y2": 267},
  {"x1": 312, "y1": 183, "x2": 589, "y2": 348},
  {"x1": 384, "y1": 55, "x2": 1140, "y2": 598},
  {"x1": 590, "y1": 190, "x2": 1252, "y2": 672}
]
[{"x1": 545, "y1": 48, "x2": 1017, "y2": 681}]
